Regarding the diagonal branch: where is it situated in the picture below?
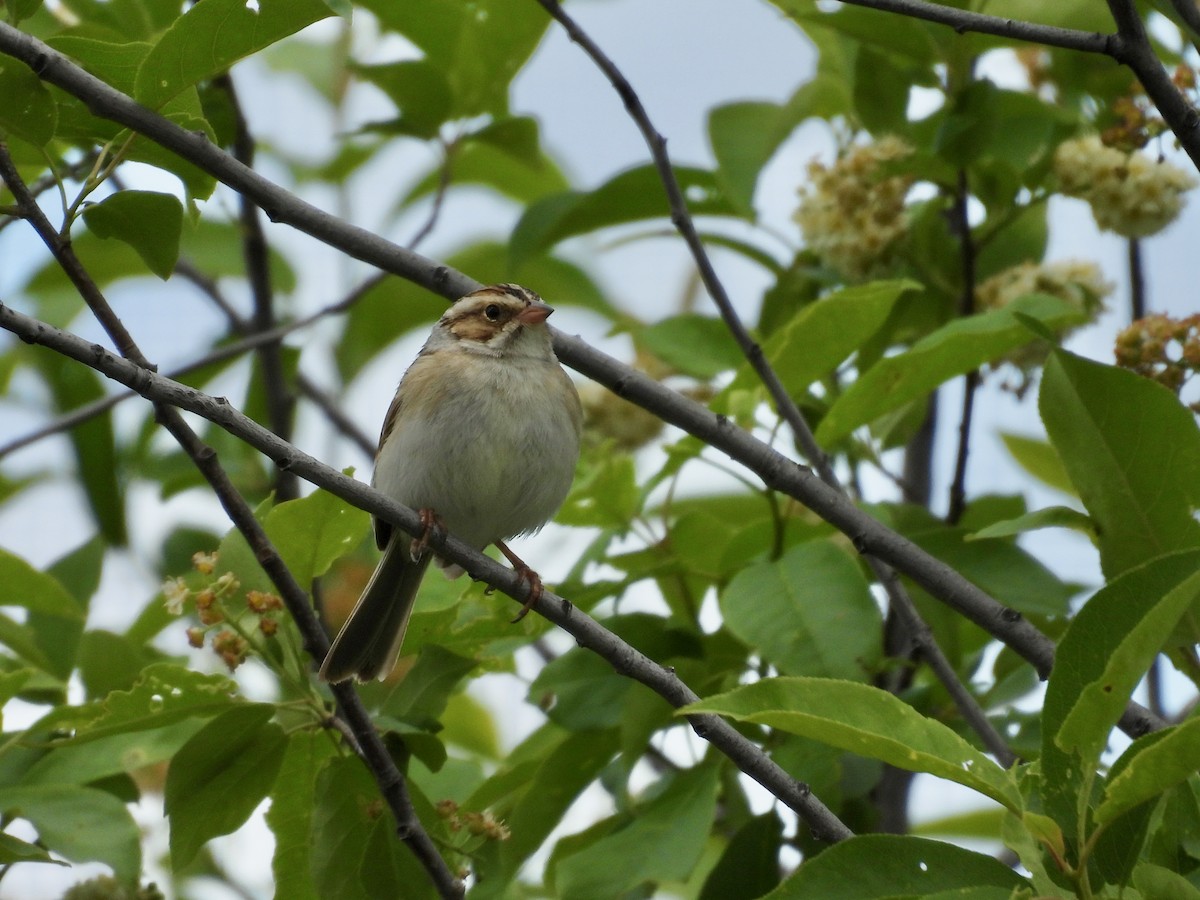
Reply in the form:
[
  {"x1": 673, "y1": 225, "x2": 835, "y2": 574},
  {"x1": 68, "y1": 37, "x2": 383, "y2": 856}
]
[
  {"x1": 829, "y1": 0, "x2": 1200, "y2": 172},
  {"x1": 0, "y1": 272, "x2": 384, "y2": 462},
  {"x1": 531, "y1": 0, "x2": 837, "y2": 485},
  {"x1": 0, "y1": 23, "x2": 1166, "y2": 740},
  {"x1": 533, "y1": 0, "x2": 1016, "y2": 765},
  {"x1": 1105, "y1": 0, "x2": 1200, "y2": 171},
  {"x1": 0, "y1": 299, "x2": 856, "y2": 845},
  {"x1": 0, "y1": 146, "x2": 464, "y2": 900}
]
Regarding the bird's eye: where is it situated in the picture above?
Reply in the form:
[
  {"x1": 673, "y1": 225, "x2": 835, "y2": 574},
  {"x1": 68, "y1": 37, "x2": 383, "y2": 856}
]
[{"x1": 484, "y1": 303, "x2": 501, "y2": 321}]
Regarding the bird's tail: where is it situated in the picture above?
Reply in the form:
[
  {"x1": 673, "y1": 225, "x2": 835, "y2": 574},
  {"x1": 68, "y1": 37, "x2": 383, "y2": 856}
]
[{"x1": 320, "y1": 534, "x2": 432, "y2": 683}]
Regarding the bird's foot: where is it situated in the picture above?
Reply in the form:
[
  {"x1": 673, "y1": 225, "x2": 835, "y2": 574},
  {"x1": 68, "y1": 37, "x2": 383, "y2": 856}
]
[{"x1": 497, "y1": 540, "x2": 544, "y2": 622}]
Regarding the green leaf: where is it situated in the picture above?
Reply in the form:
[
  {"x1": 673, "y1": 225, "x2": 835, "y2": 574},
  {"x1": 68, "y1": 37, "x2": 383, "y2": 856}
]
[
  {"x1": 1040, "y1": 550, "x2": 1200, "y2": 831},
  {"x1": 699, "y1": 812, "x2": 783, "y2": 900},
  {"x1": 70, "y1": 663, "x2": 238, "y2": 742},
  {"x1": 357, "y1": 0, "x2": 548, "y2": 118},
  {"x1": 264, "y1": 488, "x2": 370, "y2": 587},
  {"x1": 637, "y1": 314, "x2": 743, "y2": 379},
  {"x1": 904, "y1": 517, "x2": 1074, "y2": 618},
  {"x1": 165, "y1": 703, "x2": 287, "y2": 870},
  {"x1": 554, "y1": 764, "x2": 720, "y2": 900},
  {"x1": 134, "y1": 0, "x2": 335, "y2": 108},
  {"x1": 5, "y1": 0, "x2": 44, "y2": 25},
  {"x1": 267, "y1": 731, "x2": 338, "y2": 900},
  {"x1": 934, "y1": 80, "x2": 1000, "y2": 167},
  {"x1": 965, "y1": 505, "x2": 1094, "y2": 541},
  {"x1": 853, "y1": 45, "x2": 911, "y2": 135},
  {"x1": 1098, "y1": 719, "x2": 1200, "y2": 826},
  {"x1": 354, "y1": 59, "x2": 453, "y2": 139},
  {"x1": 1133, "y1": 862, "x2": 1200, "y2": 900},
  {"x1": 47, "y1": 36, "x2": 152, "y2": 97},
  {"x1": 708, "y1": 101, "x2": 790, "y2": 215},
  {"x1": 446, "y1": 241, "x2": 616, "y2": 319},
  {"x1": 0, "y1": 58, "x2": 57, "y2": 146},
  {"x1": 402, "y1": 117, "x2": 570, "y2": 206},
  {"x1": 468, "y1": 726, "x2": 620, "y2": 897},
  {"x1": 78, "y1": 629, "x2": 160, "y2": 699},
  {"x1": 33, "y1": 355, "x2": 126, "y2": 547},
  {"x1": 378, "y1": 645, "x2": 477, "y2": 729},
  {"x1": 81, "y1": 190, "x2": 183, "y2": 279},
  {"x1": 1056, "y1": 561, "x2": 1200, "y2": 766},
  {"x1": 1000, "y1": 432, "x2": 1076, "y2": 495},
  {"x1": 558, "y1": 452, "x2": 638, "y2": 530},
  {"x1": 25, "y1": 218, "x2": 295, "y2": 324},
  {"x1": 311, "y1": 754, "x2": 423, "y2": 900},
  {"x1": 0, "y1": 548, "x2": 85, "y2": 677},
  {"x1": 975, "y1": 202, "x2": 1050, "y2": 279},
  {"x1": 1040, "y1": 351, "x2": 1200, "y2": 578},
  {"x1": 762, "y1": 834, "x2": 1028, "y2": 899},
  {"x1": 0, "y1": 831, "x2": 66, "y2": 867},
  {"x1": 0, "y1": 784, "x2": 141, "y2": 885},
  {"x1": 720, "y1": 541, "x2": 881, "y2": 680},
  {"x1": 529, "y1": 648, "x2": 631, "y2": 731},
  {"x1": 510, "y1": 165, "x2": 740, "y2": 267},
  {"x1": 684, "y1": 677, "x2": 1021, "y2": 811},
  {"x1": 723, "y1": 279, "x2": 916, "y2": 402},
  {"x1": 23, "y1": 717, "x2": 204, "y2": 787},
  {"x1": 817, "y1": 293, "x2": 1086, "y2": 445}
]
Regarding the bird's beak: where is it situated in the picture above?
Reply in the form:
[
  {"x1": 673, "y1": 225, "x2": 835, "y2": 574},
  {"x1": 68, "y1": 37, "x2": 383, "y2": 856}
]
[{"x1": 517, "y1": 301, "x2": 554, "y2": 325}]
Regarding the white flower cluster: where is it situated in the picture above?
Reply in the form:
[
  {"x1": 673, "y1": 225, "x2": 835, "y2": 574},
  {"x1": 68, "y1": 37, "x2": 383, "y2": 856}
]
[
  {"x1": 1054, "y1": 135, "x2": 1197, "y2": 238},
  {"x1": 977, "y1": 259, "x2": 1112, "y2": 318},
  {"x1": 795, "y1": 136, "x2": 913, "y2": 281}
]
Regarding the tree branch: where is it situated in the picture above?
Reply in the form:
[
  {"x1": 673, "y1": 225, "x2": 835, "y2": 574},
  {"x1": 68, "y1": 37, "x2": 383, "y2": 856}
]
[
  {"x1": 0, "y1": 23, "x2": 1167, "y2": 740},
  {"x1": 534, "y1": 0, "x2": 1016, "y2": 765},
  {"x1": 531, "y1": 0, "x2": 838, "y2": 487},
  {"x1": 1128, "y1": 237, "x2": 1145, "y2": 321},
  {"x1": 834, "y1": 0, "x2": 1113, "y2": 54},
  {"x1": 214, "y1": 73, "x2": 297, "y2": 499},
  {"x1": 0, "y1": 272, "x2": 384, "y2": 463},
  {"x1": 0, "y1": 299, "x2": 856, "y2": 845},
  {"x1": 0, "y1": 146, "x2": 464, "y2": 900}
]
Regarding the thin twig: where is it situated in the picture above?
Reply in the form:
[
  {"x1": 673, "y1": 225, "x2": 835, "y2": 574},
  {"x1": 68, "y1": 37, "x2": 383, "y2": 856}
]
[
  {"x1": 531, "y1": 0, "x2": 837, "y2": 486},
  {"x1": 0, "y1": 149, "x2": 100, "y2": 234},
  {"x1": 296, "y1": 373, "x2": 375, "y2": 458},
  {"x1": 0, "y1": 298, "x2": 857, "y2": 845},
  {"x1": 406, "y1": 140, "x2": 456, "y2": 252},
  {"x1": 1128, "y1": 237, "x2": 1146, "y2": 321},
  {"x1": 0, "y1": 24, "x2": 1169, "y2": 740},
  {"x1": 534, "y1": 0, "x2": 1017, "y2": 765},
  {"x1": 216, "y1": 73, "x2": 297, "y2": 499},
  {"x1": 0, "y1": 146, "x2": 465, "y2": 900},
  {"x1": 947, "y1": 170, "x2": 979, "y2": 526},
  {"x1": 0, "y1": 274, "x2": 384, "y2": 462}
]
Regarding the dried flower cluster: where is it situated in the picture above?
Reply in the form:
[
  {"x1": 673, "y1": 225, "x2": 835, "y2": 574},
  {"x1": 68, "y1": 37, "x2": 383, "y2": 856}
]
[
  {"x1": 1115, "y1": 313, "x2": 1200, "y2": 409},
  {"x1": 795, "y1": 136, "x2": 914, "y2": 281},
  {"x1": 1054, "y1": 135, "x2": 1196, "y2": 238},
  {"x1": 161, "y1": 551, "x2": 285, "y2": 671},
  {"x1": 435, "y1": 799, "x2": 511, "y2": 841}
]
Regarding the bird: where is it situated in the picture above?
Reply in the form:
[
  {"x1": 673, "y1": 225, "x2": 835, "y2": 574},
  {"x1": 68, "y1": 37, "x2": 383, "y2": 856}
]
[{"x1": 320, "y1": 283, "x2": 583, "y2": 683}]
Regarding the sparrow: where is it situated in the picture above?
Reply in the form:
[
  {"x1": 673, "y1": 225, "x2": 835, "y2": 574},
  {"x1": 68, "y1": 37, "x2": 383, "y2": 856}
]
[{"x1": 320, "y1": 284, "x2": 583, "y2": 683}]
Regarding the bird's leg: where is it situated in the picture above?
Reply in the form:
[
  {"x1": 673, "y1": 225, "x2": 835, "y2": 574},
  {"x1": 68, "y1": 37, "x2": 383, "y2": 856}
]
[
  {"x1": 496, "y1": 540, "x2": 543, "y2": 622},
  {"x1": 409, "y1": 508, "x2": 445, "y2": 562}
]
